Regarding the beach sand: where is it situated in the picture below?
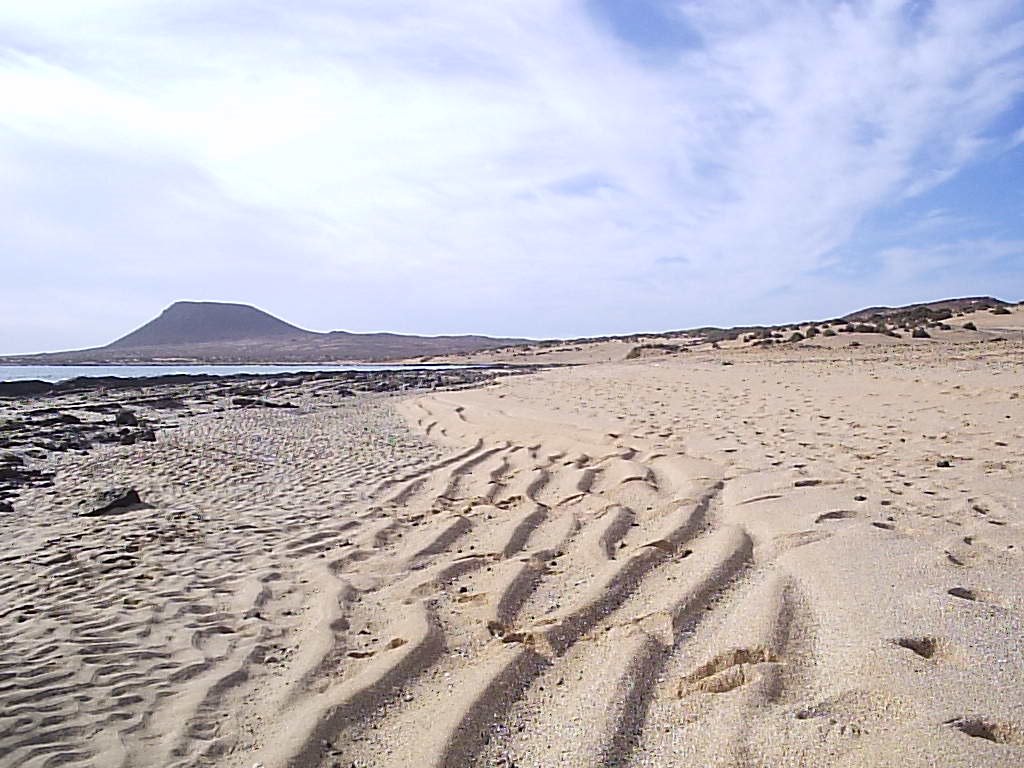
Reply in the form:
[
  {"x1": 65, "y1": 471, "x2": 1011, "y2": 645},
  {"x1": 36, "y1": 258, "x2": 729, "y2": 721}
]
[{"x1": 1, "y1": 341, "x2": 1023, "y2": 767}]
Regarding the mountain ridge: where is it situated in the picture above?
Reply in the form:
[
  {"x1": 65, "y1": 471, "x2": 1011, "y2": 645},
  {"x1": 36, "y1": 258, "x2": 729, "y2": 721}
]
[
  {"x1": 2, "y1": 301, "x2": 530, "y2": 364},
  {"x1": 1, "y1": 295, "x2": 1019, "y2": 365}
]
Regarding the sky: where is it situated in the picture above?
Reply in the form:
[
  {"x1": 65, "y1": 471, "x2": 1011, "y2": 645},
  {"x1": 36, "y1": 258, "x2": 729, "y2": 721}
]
[{"x1": 1, "y1": 0, "x2": 1023, "y2": 353}]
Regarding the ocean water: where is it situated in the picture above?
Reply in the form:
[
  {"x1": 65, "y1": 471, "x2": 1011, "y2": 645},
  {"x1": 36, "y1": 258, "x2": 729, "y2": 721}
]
[{"x1": 0, "y1": 363, "x2": 475, "y2": 384}]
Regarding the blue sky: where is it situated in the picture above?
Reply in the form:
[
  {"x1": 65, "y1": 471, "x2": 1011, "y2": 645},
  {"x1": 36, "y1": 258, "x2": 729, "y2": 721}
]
[{"x1": 1, "y1": 0, "x2": 1023, "y2": 352}]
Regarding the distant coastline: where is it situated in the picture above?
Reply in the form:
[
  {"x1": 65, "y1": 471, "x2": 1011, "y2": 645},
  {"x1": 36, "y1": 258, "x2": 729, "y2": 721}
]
[
  {"x1": 0, "y1": 363, "x2": 491, "y2": 384},
  {"x1": 0, "y1": 301, "x2": 530, "y2": 365}
]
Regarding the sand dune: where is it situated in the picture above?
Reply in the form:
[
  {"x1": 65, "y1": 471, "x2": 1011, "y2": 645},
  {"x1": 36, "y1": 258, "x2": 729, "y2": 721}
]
[{"x1": 1, "y1": 343, "x2": 1022, "y2": 767}]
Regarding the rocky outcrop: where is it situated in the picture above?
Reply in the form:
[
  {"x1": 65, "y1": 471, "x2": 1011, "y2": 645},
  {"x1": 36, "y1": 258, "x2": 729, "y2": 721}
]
[
  {"x1": 77, "y1": 487, "x2": 143, "y2": 517},
  {"x1": 0, "y1": 366, "x2": 535, "y2": 512}
]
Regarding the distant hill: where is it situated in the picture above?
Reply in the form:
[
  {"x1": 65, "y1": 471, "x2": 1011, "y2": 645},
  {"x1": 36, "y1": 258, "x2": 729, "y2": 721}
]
[
  {"x1": 842, "y1": 296, "x2": 1007, "y2": 322},
  {"x1": 108, "y1": 301, "x2": 315, "y2": 348},
  {"x1": 2, "y1": 302, "x2": 530, "y2": 364},
  {"x1": 4, "y1": 295, "x2": 1019, "y2": 366}
]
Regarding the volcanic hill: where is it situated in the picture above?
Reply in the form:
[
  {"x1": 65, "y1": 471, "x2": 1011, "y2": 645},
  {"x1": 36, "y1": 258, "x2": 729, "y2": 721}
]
[
  {"x1": 3, "y1": 302, "x2": 529, "y2": 364},
  {"x1": 107, "y1": 302, "x2": 311, "y2": 348}
]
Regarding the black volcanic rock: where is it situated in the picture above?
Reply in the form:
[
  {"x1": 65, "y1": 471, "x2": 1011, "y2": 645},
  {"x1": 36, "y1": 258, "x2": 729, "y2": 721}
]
[
  {"x1": 108, "y1": 301, "x2": 313, "y2": 348},
  {"x1": 77, "y1": 487, "x2": 142, "y2": 517},
  {"x1": 0, "y1": 381, "x2": 53, "y2": 397},
  {"x1": 231, "y1": 396, "x2": 296, "y2": 408},
  {"x1": 115, "y1": 409, "x2": 138, "y2": 426}
]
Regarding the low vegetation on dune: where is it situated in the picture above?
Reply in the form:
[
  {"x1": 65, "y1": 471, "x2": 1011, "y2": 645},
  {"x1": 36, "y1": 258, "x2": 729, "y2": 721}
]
[
  {"x1": 625, "y1": 343, "x2": 688, "y2": 359},
  {"x1": 606, "y1": 296, "x2": 1016, "y2": 355}
]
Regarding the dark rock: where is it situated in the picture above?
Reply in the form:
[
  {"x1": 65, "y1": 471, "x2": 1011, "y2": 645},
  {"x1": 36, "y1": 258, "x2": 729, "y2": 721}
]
[
  {"x1": 80, "y1": 403, "x2": 123, "y2": 413},
  {"x1": 120, "y1": 433, "x2": 138, "y2": 446},
  {"x1": 232, "y1": 397, "x2": 297, "y2": 409},
  {"x1": 77, "y1": 487, "x2": 142, "y2": 517},
  {"x1": 136, "y1": 396, "x2": 186, "y2": 410},
  {"x1": 139, "y1": 429, "x2": 157, "y2": 442},
  {"x1": 0, "y1": 501, "x2": 11, "y2": 513},
  {"x1": 33, "y1": 413, "x2": 82, "y2": 427},
  {"x1": 936, "y1": 459, "x2": 951, "y2": 468},
  {"x1": 115, "y1": 409, "x2": 139, "y2": 426},
  {"x1": 63, "y1": 437, "x2": 92, "y2": 451},
  {"x1": 947, "y1": 587, "x2": 976, "y2": 601},
  {"x1": 0, "y1": 380, "x2": 53, "y2": 398}
]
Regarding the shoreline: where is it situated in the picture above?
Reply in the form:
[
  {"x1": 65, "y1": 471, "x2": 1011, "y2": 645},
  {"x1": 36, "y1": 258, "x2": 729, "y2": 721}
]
[
  {"x1": 0, "y1": 366, "x2": 536, "y2": 510},
  {"x1": 0, "y1": 363, "x2": 540, "y2": 397}
]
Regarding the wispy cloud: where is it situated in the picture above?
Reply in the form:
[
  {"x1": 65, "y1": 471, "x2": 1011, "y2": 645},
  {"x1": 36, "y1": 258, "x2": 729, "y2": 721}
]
[{"x1": 1, "y1": 0, "x2": 1023, "y2": 351}]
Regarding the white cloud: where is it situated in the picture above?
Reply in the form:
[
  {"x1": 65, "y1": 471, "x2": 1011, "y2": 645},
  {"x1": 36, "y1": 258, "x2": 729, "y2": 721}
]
[
  {"x1": 877, "y1": 238, "x2": 1024, "y2": 282},
  {"x1": 1, "y1": 0, "x2": 1023, "y2": 350}
]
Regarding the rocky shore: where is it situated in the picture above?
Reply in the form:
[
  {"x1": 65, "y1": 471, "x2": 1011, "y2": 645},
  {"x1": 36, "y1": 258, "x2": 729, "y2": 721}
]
[{"x1": 0, "y1": 366, "x2": 532, "y2": 513}]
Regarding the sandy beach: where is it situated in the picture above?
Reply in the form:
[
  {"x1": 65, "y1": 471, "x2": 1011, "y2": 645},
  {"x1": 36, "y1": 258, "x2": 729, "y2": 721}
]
[
  {"x1": 1, "y1": 338, "x2": 1023, "y2": 768},
  {"x1": 6, "y1": 0, "x2": 1023, "y2": 763}
]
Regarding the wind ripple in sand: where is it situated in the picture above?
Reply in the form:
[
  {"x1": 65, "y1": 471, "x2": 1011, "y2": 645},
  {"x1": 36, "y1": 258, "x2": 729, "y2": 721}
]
[
  {"x1": 0, "y1": 397, "x2": 442, "y2": 768},
  {"x1": 265, "y1": 362, "x2": 1023, "y2": 768},
  {"x1": 234, "y1": 393, "x2": 784, "y2": 768}
]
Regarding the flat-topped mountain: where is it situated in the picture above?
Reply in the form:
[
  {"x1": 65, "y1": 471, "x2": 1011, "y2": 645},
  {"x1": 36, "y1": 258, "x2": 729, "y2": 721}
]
[
  {"x1": 3, "y1": 302, "x2": 529, "y2": 364},
  {"x1": 108, "y1": 302, "x2": 314, "y2": 348}
]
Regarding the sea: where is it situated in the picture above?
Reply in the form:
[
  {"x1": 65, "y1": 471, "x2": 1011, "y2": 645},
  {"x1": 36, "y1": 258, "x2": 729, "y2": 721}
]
[{"x1": 0, "y1": 364, "x2": 476, "y2": 384}]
